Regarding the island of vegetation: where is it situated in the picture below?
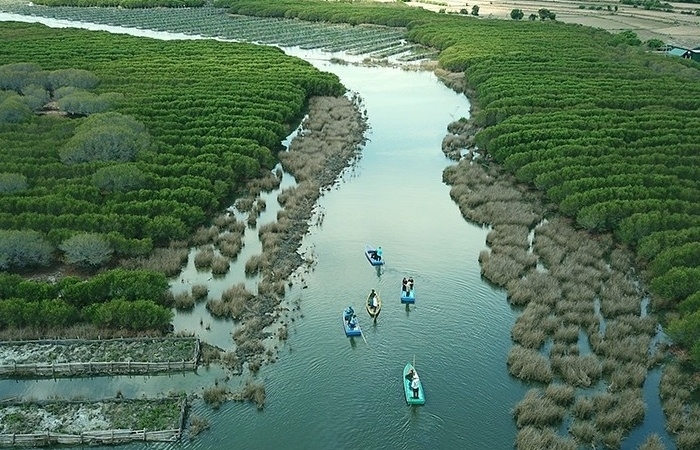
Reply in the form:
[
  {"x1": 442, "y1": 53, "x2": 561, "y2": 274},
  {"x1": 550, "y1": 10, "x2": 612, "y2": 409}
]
[{"x1": 1, "y1": 0, "x2": 699, "y2": 448}]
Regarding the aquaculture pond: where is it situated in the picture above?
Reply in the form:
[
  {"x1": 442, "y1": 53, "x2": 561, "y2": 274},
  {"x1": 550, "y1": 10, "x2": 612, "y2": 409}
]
[{"x1": 0, "y1": 10, "x2": 674, "y2": 450}]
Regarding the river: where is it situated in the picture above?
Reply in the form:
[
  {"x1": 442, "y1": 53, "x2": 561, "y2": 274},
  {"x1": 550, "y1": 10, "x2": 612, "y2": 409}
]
[{"x1": 0, "y1": 11, "x2": 673, "y2": 450}]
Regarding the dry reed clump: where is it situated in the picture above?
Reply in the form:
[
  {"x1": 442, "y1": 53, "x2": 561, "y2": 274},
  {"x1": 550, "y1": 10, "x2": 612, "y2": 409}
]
[
  {"x1": 232, "y1": 380, "x2": 266, "y2": 410},
  {"x1": 550, "y1": 353, "x2": 601, "y2": 387},
  {"x1": 191, "y1": 284, "x2": 208, "y2": 301},
  {"x1": 549, "y1": 342, "x2": 580, "y2": 358},
  {"x1": 235, "y1": 197, "x2": 255, "y2": 213},
  {"x1": 554, "y1": 299, "x2": 595, "y2": 327},
  {"x1": 544, "y1": 383, "x2": 575, "y2": 406},
  {"x1": 442, "y1": 158, "x2": 494, "y2": 191},
  {"x1": 257, "y1": 278, "x2": 286, "y2": 297},
  {"x1": 479, "y1": 250, "x2": 528, "y2": 287},
  {"x1": 506, "y1": 272, "x2": 561, "y2": 307},
  {"x1": 216, "y1": 232, "x2": 243, "y2": 259},
  {"x1": 173, "y1": 291, "x2": 195, "y2": 311},
  {"x1": 210, "y1": 255, "x2": 231, "y2": 275},
  {"x1": 591, "y1": 329, "x2": 651, "y2": 365},
  {"x1": 245, "y1": 170, "x2": 281, "y2": 194},
  {"x1": 677, "y1": 421, "x2": 700, "y2": 450},
  {"x1": 507, "y1": 345, "x2": 553, "y2": 383},
  {"x1": 245, "y1": 253, "x2": 267, "y2": 276},
  {"x1": 207, "y1": 283, "x2": 254, "y2": 320},
  {"x1": 568, "y1": 419, "x2": 598, "y2": 445},
  {"x1": 550, "y1": 259, "x2": 607, "y2": 290},
  {"x1": 636, "y1": 433, "x2": 666, "y2": 450},
  {"x1": 247, "y1": 198, "x2": 267, "y2": 227},
  {"x1": 188, "y1": 415, "x2": 210, "y2": 437},
  {"x1": 553, "y1": 324, "x2": 580, "y2": 344},
  {"x1": 572, "y1": 396, "x2": 595, "y2": 420},
  {"x1": 511, "y1": 302, "x2": 557, "y2": 349},
  {"x1": 531, "y1": 232, "x2": 566, "y2": 268},
  {"x1": 474, "y1": 200, "x2": 542, "y2": 228},
  {"x1": 513, "y1": 388, "x2": 567, "y2": 428},
  {"x1": 515, "y1": 425, "x2": 577, "y2": 450},
  {"x1": 592, "y1": 389, "x2": 645, "y2": 434},
  {"x1": 600, "y1": 429, "x2": 624, "y2": 449},
  {"x1": 192, "y1": 225, "x2": 220, "y2": 246},
  {"x1": 486, "y1": 224, "x2": 531, "y2": 249},
  {"x1": 599, "y1": 271, "x2": 643, "y2": 317},
  {"x1": 120, "y1": 246, "x2": 189, "y2": 276},
  {"x1": 194, "y1": 246, "x2": 215, "y2": 269},
  {"x1": 212, "y1": 213, "x2": 240, "y2": 231},
  {"x1": 202, "y1": 385, "x2": 229, "y2": 409},
  {"x1": 608, "y1": 361, "x2": 648, "y2": 390},
  {"x1": 220, "y1": 351, "x2": 239, "y2": 371}
]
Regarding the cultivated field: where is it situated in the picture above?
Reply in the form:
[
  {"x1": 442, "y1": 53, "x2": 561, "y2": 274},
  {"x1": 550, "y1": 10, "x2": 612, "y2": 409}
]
[{"x1": 395, "y1": 0, "x2": 700, "y2": 48}]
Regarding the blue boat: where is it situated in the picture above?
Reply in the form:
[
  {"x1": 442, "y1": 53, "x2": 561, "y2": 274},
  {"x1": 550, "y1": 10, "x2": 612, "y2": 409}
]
[
  {"x1": 401, "y1": 277, "x2": 415, "y2": 304},
  {"x1": 365, "y1": 244, "x2": 384, "y2": 266},
  {"x1": 403, "y1": 363, "x2": 425, "y2": 405},
  {"x1": 342, "y1": 306, "x2": 362, "y2": 337}
]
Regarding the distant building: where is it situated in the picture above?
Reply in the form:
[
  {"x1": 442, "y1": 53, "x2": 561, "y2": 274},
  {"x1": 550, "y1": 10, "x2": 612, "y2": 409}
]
[{"x1": 666, "y1": 45, "x2": 700, "y2": 61}]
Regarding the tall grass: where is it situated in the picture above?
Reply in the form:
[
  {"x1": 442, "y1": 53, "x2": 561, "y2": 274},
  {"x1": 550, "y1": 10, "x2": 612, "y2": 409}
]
[
  {"x1": 513, "y1": 388, "x2": 566, "y2": 428},
  {"x1": 568, "y1": 419, "x2": 598, "y2": 445},
  {"x1": 515, "y1": 426, "x2": 577, "y2": 450},
  {"x1": 479, "y1": 250, "x2": 528, "y2": 287},
  {"x1": 592, "y1": 389, "x2": 645, "y2": 433},
  {"x1": 210, "y1": 255, "x2": 231, "y2": 275},
  {"x1": 637, "y1": 434, "x2": 666, "y2": 450},
  {"x1": 550, "y1": 353, "x2": 601, "y2": 387},
  {"x1": 511, "y1": 302, "x2": 557, "y2": 349},
  {"x1": 486, "y1": 224, "x2": 530, "y2": 248},
  {"x1": 194, "y1": 246, "x2": 215, "y2": 269},
  {"x1": 507, "y1": 345, "x2": 553, "y2": 383},
  {"x1": 234, "y1": 380, "x2": 266, "y2": 410},
  {"x1": 506, "y1": 271, "x2": 561, "y2": 306},
  {"x1": 120, "y1": 245, "x2": 188, "y2": 276},
  {"x1": 202, "y1": 385, "x2": 229, "y2": 409},
  {"x1": 192, "y1": 225, "x2": 220, "y2": 246},
  {"x1": 544, "y1": 383, "x2": 575, "y2": 406},
  {"x1": 207, "y1": 283, "x2": 253, "y2": 319},
  {"x1": 174, "y1": 291, "x2": 195, "y2": 310}
]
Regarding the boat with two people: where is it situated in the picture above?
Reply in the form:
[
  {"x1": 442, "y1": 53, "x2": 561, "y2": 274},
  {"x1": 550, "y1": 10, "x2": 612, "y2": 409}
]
[
  {"x1": 403, "y1": 363, "x2": 425, "y2": 405},
  {"x1": 366, "y1": 289, "x2": 382, "y2": 321},
  {"x1": 401, "y1": 277, "x2": 415, "y2": 304},
  {"x1": 365, "y1": 244, "x2": 384, "y2": 266},
  {"x1": 342, "y1": 305, "x2": 362, "y2": 337}
]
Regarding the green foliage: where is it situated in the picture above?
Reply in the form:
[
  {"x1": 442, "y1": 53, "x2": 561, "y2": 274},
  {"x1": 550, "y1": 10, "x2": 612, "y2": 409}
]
[
  {"x1": 0, "y1": 96, "x2": 33, "y2": 123},
  {"x1": 679, "y1": 291, "x2": 700, "y2": 316},
  {"x1": 650, "y1": 267, "x2": 700, "y2": 304},
  {"x1": 20, "y1": 84, "x2": 50, "y2": 111},
  {"x1": 83, "y1": 298, "x2": 173, "y2": 330},
  {"x1": 59, "y1": 232, "x2": 114, "y2": 268},
  {"x1": 510, "y1": 9, "x2": 524, "y2": 20},
  {"x1": 0, "y1": 24, "x2": 342, "y2": 261},
  {"x1": 668, "y1": 310, "x2": 700, "y2": 348},
  {"x1": 60, "y1": 268, "x2": 170, "y2": 308},
  {"x1": 34, "y1": 0, "x2": 205, "y2": 6},
  {"x1": 645, "y1": 38, "x2": 665, "y2": 50},
  {"x1": 538, "y1": 8, "x2": 556, "y2": 20},
  {"x1": 0, "y1": 230, "x2": 54, "y2": 270},
  {"x1": 92, "y1": 164, "x2": 147, "y2": 193},
  {"x1": 471, "y1": 5, "x2": 479, "y2": 16},
  {"x1": 611, "y1": 30, "x2": 642, "y2": 46},
  {"x1": 59, "y1": 112, "x2": 150, "y2": 164},
  {"x1": 0, "y1": 173, "x2": 27, "y2": 194},
  {"x1": 649, "y1": 242, "x2": 700, "y2": 278},
  {"x1": 56, "y1": 90, "x2": 112, "y2": 115}
]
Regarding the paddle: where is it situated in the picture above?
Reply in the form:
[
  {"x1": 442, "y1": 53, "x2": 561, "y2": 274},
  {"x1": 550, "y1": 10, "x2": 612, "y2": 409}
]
[{"x1": 359, "y1": 325, "x2": 368, "y2": 345}]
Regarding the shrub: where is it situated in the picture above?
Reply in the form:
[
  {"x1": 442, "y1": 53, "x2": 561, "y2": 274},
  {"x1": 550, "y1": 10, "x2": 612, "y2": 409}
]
[
  {"x1": 0, "y1": 172, "x2": 28, "y2": 194},
  {"x1": 0, "y1": 229, "x2": 54, "y2": 270},
  {"x1": 59, "y1": 232, "x2": 113, "y2": 268},
  {"x1": 202, "y1": 385, "x2": 228, "y2": 409}
]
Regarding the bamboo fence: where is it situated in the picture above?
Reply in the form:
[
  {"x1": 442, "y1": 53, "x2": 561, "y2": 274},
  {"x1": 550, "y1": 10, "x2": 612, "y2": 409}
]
[
  {"x1": 0, "y1": 337, "x2": 200, "y2": 378},
  {"x1": 0, "y1": 397, "x2": 187, "y2": 447}
]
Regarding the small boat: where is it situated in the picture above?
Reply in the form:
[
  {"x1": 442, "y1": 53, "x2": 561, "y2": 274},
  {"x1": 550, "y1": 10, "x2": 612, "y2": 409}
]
[
  {"x1": 365, "y1": 244, "x2": 384, "y2": 266},
  {"x1": 366, "y1": 290, "x2": 381, "y2": 320},
  {"x1": 403, "y1": 363, "x2": 425, "y2": 405},
  {"x1": 401, "y1": 277, "x2": 415, "y2": 304},
  {"x1": 342, "y1": 306, "x2": 362, "y2": 337}
]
